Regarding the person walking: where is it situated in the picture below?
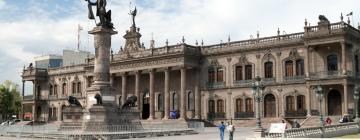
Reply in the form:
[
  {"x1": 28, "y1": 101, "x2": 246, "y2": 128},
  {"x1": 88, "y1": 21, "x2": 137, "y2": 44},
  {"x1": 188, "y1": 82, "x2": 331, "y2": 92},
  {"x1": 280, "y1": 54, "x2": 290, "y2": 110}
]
[
  {"x1": 227, "y1": 122, "x2": 235, "y2": 140},
  {"x1": 218, "y1": 121, "x2": 225, "y2": 140}
]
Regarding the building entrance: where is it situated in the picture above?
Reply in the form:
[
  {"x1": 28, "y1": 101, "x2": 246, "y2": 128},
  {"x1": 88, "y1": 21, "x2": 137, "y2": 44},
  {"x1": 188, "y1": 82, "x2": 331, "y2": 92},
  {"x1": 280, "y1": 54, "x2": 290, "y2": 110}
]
[
  {"x1": 142, "y1": 92, "x2": 150, "y2": 119},
  {"x1": 264, "y1": 94, "x2": 276, "y2": 117},
  {"x1": 328, "y1": 89, "x2": 342, "y2": 116}
]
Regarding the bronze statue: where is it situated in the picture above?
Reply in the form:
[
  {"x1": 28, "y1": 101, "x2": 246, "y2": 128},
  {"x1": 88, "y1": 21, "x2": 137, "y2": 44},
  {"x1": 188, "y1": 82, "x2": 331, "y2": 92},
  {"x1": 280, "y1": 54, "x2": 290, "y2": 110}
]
[
  {"x1": 67, "y1": 96, "x2": 82, "y2": 107},
  {"x1": 85, "y1": 0, "x2": 113, "y2": 29},
  {"x1": 122, "y1": 95, "x2": 137, "y2": 108},
  {"x1": 95, "y1": 94, "x2": 103, "y2": 105},
  {"x1": 130, "y1": 7, "x2": 137, "y2": 26},
  {"x1": 319, "y1": 15, "x2": 330, "y2": 23}
]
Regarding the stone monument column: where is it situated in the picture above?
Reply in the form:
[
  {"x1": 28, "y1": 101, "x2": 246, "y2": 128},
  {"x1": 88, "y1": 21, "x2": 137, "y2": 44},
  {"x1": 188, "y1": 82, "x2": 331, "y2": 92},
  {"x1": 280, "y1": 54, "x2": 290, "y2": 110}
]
[{"x1": 87, "y1": 26, "x2": 117, "y2": 107}]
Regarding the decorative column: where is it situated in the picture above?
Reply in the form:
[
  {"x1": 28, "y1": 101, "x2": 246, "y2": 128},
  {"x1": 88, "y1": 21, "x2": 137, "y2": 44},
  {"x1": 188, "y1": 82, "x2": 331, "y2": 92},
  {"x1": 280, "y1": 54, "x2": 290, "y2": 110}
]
[
  {"x1": 121, "y1": 73, "x2": 127, "y2": 106},
  {"x1": 163, "y1": 68, "x2": 170, "y2": 119},
  {"x1": 305, "y1": 46, "x2": 310, "y2": 78},
  {"x1": 341, "y1": 42, "x2": 347, "y2": 75},
  {"x1": 86, "y1": 26, "x2": 117, "y2": 107},
  {"x1": 227, "y1": 90, "x2": 232, "y2": 119},
  {"x1": 135, "y1": 71, "x2": 141, "y2": 111},
  {"x1": 306, "y1": 83, "x2": 312, "y2": 117},
  {"x1": 194, "y1": 68, "x2": 201, "y2": 119},
  {"x1": 180, "y1": 66, "x2": 187, "y2": 120},
  {"x1": 148, "y1": 69, "x2": 155, "y2": 120},
  {"x1": 343, "y1": 81, "x2": 348, "y2": 114}
]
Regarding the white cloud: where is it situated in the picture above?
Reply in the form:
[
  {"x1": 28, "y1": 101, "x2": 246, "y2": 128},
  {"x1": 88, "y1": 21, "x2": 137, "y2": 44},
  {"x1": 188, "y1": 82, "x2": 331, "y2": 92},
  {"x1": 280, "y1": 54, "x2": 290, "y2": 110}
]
[
  {"x1": 1, "y1": 0, "x2": 360, "y2": 86},
  {"x1": 0, "y1": 0, "x2": 4, "y2": 10}
]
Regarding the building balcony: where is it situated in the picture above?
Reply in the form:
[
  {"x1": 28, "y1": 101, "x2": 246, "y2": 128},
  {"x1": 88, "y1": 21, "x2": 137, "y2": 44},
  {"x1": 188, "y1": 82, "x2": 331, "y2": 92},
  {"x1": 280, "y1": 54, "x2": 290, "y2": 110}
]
[
  {"x1": 23, "y1": 95, "x2": 34, "y2": 101},
  {"x1": 48, "y1": 94, "x2": 58, "y2": 100},
  {"x1": 234, "y1": 111, "x2": 254, "y2": 118},
  {"x1": 70, "y1": 93, "x2": 83, "y2": 98},
  {"x1": 234, "y1": 80, "x2": 252, "y2": 86},
  {"x1": 207, "y1": 112, "x2": 226, "y2": 120},
  {"x1": 309, "y1": 70, "x2": 353, "y2": 79},
  {"x1": 284, "y1": 110, "x2": 307, "y2": 118},
  {"x1": 263, "y1": 78, "x2": 275, "y2": 84},
  {"x1": 22, "y1": 68, "x2": 48, "y2": 81},
  {"x1": 207, "y1": 82, "x2": 225, "y2": 89},
  {"x1": 283, "y1": 75, "x2": 306, "y2": 82}
]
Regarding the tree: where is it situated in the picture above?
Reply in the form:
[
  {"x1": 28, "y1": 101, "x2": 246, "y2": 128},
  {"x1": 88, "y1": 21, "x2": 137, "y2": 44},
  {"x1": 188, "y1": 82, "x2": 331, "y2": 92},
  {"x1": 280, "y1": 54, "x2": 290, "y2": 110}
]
[{"x1": 0, "y1": 80, "x2": 21, "y2": 120}]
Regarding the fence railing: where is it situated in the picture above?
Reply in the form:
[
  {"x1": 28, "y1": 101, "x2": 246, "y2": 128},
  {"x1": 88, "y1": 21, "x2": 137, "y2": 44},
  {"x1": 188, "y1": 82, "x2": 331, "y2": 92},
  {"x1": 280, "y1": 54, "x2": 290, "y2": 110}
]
[
  {"x1": 0, "y1": 121, "x2": 204, "y2": 138},
  {"x1": 265, "y1": 122, "x2": 360, "y2": 138},
  {"x1": 284, "y1": 110, "x2": 307, "y2": 118},
  {"x1": 234, "y1": 112, "x2": 254, "y2": 118}
]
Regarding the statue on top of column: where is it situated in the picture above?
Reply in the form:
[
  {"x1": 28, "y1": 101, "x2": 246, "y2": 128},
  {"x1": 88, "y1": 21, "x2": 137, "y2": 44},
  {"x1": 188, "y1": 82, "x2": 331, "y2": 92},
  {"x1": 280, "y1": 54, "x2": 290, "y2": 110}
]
[
  {"x1": 130, "y1": 6, "x2": 137, "y2": 27},
  {"x1": 85, "y1": 0, "x2": 114, "y2": 29}
]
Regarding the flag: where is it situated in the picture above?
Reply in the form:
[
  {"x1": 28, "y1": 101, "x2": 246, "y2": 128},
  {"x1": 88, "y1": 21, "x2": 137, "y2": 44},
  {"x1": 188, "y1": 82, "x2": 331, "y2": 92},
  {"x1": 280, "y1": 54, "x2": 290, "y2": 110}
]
[
  {"x1": 346, "y1": 12, "x2": 353, "y2": 16},
  {"x1": 78, "y1": 24, "x2": 83, "y2": 31}
]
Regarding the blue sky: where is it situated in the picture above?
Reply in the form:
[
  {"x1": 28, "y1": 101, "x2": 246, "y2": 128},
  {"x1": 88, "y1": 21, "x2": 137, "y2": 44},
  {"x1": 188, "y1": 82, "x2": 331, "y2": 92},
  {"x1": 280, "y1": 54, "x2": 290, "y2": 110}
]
[{"x1": 0, "y1": 0, "x2": 359, "y2": 94}]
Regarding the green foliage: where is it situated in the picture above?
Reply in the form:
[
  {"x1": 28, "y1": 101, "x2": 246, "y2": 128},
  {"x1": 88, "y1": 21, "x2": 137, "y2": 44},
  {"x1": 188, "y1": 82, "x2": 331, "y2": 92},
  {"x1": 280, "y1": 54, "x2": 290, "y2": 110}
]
[{"x1": 0, "y1": 80, "x2": 21, "y2": 120}]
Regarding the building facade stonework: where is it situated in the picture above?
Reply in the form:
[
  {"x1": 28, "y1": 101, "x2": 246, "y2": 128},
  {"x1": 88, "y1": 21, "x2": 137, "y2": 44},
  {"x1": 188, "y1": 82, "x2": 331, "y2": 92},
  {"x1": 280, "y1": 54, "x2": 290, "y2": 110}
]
[{"x1": 21, "y1": 16, "x2": 360, "y2": 125}]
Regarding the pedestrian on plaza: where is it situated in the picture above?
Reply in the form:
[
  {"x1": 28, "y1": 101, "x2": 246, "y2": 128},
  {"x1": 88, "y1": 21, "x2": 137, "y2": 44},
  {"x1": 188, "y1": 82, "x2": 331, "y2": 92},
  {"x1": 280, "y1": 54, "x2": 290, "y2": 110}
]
[
  {"x1": 227, "y1": 122, "x2": 235, "y2": 140},
  {"x1": 218, "y1": 121, "x2": 225, "y2": 140},
  {"x1": 292, "y1": 120, "x2": 300, "y2": 128},
  {"x1": 325, "y1": 117, "x2": 332, "y2": 125}
]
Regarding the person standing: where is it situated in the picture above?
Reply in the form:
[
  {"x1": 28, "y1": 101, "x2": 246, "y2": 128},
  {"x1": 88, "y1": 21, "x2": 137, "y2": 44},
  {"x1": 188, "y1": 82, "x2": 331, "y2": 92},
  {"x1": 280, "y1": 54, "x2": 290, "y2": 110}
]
[
  {"x1": 218, "y1": 121, "x2": 225, "y2": 140},
  {"x1": 227, "y1": 122, "x2": 235, "y2": 140}
]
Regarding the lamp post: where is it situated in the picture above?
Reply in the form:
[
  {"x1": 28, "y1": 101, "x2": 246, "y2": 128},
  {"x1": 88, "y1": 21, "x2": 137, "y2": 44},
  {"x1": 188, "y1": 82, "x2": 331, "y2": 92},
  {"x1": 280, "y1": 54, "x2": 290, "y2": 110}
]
[
  {"x1": 354, "y1": 85, "x2": 359, "y2": 123},
  {"x1": 314, "y1": 85, "x2": 324, "y2": 127},
  {"x1": 252, "y1": 76, "x2": 266, "y2": 129}
]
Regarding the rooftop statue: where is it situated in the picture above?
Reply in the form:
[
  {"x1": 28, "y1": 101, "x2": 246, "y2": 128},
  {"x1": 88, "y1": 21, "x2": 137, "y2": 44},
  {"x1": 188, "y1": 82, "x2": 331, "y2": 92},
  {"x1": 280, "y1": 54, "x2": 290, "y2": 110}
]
[
  {"x1": 130, "y1": 7, "x2": 137, "y2": 27},
  {"x1": 85, "y1": 0, "x2": 114, "y2": 29}
]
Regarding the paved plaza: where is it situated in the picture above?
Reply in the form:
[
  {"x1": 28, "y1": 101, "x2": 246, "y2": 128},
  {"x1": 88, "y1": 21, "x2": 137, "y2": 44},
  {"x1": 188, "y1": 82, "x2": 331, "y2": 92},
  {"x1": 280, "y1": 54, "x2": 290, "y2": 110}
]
[
  {"x1": 0, "y1": 127, "x2": 255, "y2": 140},
  {"x1": 130, "y1": 127, "x2": 255, "y2": 140}
]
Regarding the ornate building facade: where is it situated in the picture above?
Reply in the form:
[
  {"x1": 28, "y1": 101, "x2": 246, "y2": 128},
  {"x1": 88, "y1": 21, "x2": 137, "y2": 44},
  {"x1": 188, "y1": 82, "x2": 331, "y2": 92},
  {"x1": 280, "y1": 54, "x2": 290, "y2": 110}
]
[{"x1": 21, "y1": 16, "x2": 360, "y2": 125}]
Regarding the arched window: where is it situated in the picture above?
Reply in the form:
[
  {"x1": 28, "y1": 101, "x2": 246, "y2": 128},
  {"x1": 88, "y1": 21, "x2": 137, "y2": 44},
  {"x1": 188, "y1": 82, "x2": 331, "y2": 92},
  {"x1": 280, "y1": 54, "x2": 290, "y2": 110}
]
[
  {"x1": 157, "y1": 94, "x2": 164, "y2": 111},
  {"x1": 296, "y1": 59, "x2": 304, "y2": 76},
  {"x1": 245, "y1": 98, "x2": 253, "y2": 112},
  {"x1": 187, "y1": 91, "x2": 194, "y2": 110},
  {"x1": 327, "y1": 54, "x2": 338, "y2": 71},
  {"x1": 235, "y1": 66, "x2": 243, "y2": 81},
  {"x1": 286, "y1": 96, "x2": 295, "y2": 111},
  {"x1": 208, "y1": 68, "x2": 215, "y2": 83},
  {"x1": 208, "y1": 100, "x2": 215, "y2": 113},
  {"x1": 62, "y1": 83, "x2": 67, "y2": 95},
  {"x1": 172, "y1": 92, "x2": 178, "y2": 111},
  {"x1": 235, "y1": 98, "x2": 243, "y2": 112},
  {"x1": 217, "y1": 67, "x2": 224, "y2": 82},
  {"x1": 54, "y1": 85, "x2": 58, "y2": 95},
  {"x1": 72, "y1": 83, "x2": 76, "y2": 94},
  {"x1": 77, "y1": 82, "x2": 81, "y2": 94},
  {"x1": 217, "y1": 99, "x2": 224, "y2": 113},
  {"x1": 245, "y1": 65, "x2": 252, "y2": 80},
  {"x1": 264, "y1": 62, "x2": 273, "y2": 78},
  {"x1": 297, "y1": 95, "x2": 305, "y2": 110},
  {"x1": 49, "y1": 85, "x2": 53, "y2": 95},
  {"x1": 285, "y1": 60, "x2": 293, "y2": 77}
]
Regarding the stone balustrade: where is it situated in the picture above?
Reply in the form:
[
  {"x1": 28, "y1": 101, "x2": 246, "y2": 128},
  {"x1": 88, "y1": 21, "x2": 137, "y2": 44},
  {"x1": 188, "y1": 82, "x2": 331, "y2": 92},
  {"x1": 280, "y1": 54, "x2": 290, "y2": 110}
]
[{"x1": 265, "y1": 122, "x2": 360, "y2": 138}]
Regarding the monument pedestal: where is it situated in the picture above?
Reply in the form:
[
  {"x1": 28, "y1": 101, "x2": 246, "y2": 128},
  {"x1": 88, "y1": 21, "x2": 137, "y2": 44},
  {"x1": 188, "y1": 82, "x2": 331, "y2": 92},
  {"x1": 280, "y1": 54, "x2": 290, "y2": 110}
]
[
  {"x1": 60, "y1": 106, "x2": 85, "y2": 130},
  {"x1": 253, "y1": 128, "x2": 265, "y2": 138},
  {"x1": 85, "y1": 106, "x2": 142, "y2": 131}
]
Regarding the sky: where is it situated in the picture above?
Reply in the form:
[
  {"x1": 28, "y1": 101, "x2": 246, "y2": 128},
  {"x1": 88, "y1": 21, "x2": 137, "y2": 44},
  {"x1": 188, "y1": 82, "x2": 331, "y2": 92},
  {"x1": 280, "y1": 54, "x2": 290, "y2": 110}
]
[{"x1": 0, "y1": 0, "x2": 359, "y2": 94}]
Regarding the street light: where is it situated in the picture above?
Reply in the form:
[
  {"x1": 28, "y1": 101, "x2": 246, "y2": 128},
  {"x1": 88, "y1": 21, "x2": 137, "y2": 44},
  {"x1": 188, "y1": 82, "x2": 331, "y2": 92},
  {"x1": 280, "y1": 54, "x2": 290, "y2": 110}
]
[
  {"x1": 252, "y1": 76, "x2": 266, "y2": 129},
  {"x1": 314, "y1": 85, "x2": 324, "y2": 127},
  {"x1": 354, "y1": 85, "x2": 359, "y2": 122}
]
